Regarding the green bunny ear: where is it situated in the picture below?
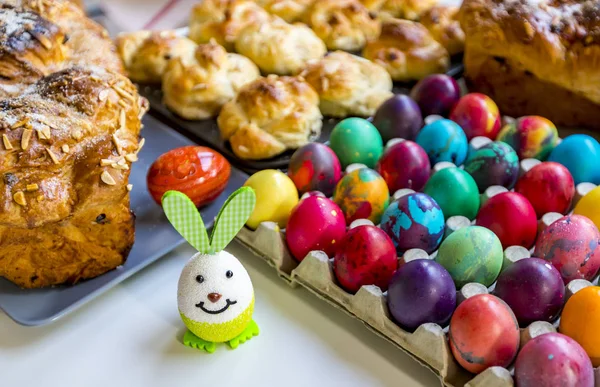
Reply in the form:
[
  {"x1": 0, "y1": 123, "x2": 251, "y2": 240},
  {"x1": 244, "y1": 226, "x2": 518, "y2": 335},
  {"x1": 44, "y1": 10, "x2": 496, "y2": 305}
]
[
  {"x1": 209, "y1": 187, "x2": 256, "y2": 252},
  {"x1": 162, "y1": 191, "x2": 212, "y2": 254}
]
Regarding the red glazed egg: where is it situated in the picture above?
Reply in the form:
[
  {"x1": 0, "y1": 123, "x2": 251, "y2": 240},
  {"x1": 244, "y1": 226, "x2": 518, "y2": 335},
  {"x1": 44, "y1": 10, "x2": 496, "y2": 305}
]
[
  {"x1": 515, "y1": 162, "x2": 575, "y2": 217},
  {"x1": 450, "y1": 93, "x2": 501, "y2": 140},
  {"x1": 286, "y1": 196, "x2": 347, "y2": 261},
  {"x1": 147, "y1": 146, "x2": 230, "y2": 207},
  {"x1": 476, "y1": 192, "x2": 537, "y2": 248},
  {"x1": 376, "y1": 140, "x2": 431, "y2": 193},
  {"x1": 333, "y1": 225, "x2": 397, "y2": 293},
  {"x1": 449, "y1": 294, "x2": 520, "y2": 374}
]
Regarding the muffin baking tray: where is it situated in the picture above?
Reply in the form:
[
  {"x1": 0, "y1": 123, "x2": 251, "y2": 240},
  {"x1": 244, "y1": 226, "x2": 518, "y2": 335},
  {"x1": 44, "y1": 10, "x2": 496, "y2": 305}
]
[
  {"x1": 0, "y1": 115, "x2": 249, "y2": 326},
  {"x1": 140, "y1": 56, "x2": 464, "y2": 174}
]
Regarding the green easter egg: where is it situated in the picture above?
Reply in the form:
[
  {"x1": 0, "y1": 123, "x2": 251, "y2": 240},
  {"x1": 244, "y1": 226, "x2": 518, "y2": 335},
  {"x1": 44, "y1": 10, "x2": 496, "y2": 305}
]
[
  {"x1": 329, "y1": 118, "x2": 383, "y2": 168},
  {"x1": 423, "y1": 167, "x2": 480, "y2": 220},
  {"x1": 435, "y1": 226, "x2": 503, "y2": 288}
]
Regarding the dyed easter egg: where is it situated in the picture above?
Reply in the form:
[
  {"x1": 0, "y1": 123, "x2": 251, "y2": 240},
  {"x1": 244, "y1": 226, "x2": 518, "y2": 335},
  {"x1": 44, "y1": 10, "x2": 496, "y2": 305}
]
[
  {"x1": 329, "y1": 118, "x2": 384, "y2": 168},
  {"x1": 244, "y1": 169, "x2": 298, "y2": 229},
  {"x1": 449, "y1": 294, "x2": 520, "y2": 374},
  {"x1": 333, "y1": 168, "x2": 389, "y2": 224},
  {"x1": 288, "y1": 143, "x2": 342, "y2": 197},
  {"x1": 515, "y1": 333, "x2": 595, "y2": 387},
  {"x1": 333, "y1": 225, "x2": 397, "y2": 293},
  {"x1": 450, "y1": 93, "x2": 501, "y2": 140},
  {"x1": 435, "y1": 226, "x2": 503, "y2": 288},
  {"x1": 494, "y1": 258, "x2": 565, "y2": 326},
  {"x1": 380, "y1": 193, "x2": 445, "y2": 254},
  {"x1": 534, "y1": 215, "x2": 600, "y2": 283},
  {"x1": 415, "y1": 119, "x2": 468, "y2": 166},
  {"x1": 476, "y1": 192, "x2": 538, "y2": 248},
  {"x1": 410, "y1": 74, "x2": 461, "y2": 117},
  {"x1": 496, "y1": 116, "x2": 558, "y2": 160},
  {"x1": 147, "y1": 146, "x2": 230, "y2": 207},
  {"x1": 574, "y1": 185, "x2": 600, "y2": 230},
  {"x1": 423, "y1": 167, "x2": 480, "y2": 220},
  {"x1": 387, "y1": 259, "x2": 456, "y2": 330},
  {"x1": 376, "y1": 140, "x2": 430, "y2": 192},
  {"x1": 286, "y1": 196, "x2": 346, "y2": 261},
  {"x1": 464, "y1": 141, "x2": 519, "y2": 192},
  {"x1": 560, "y1": 286, "x2": 600, "y2": 367},
  {"x1": 515, "y1": 162, "x2": 575, "y2": 217},
  {"x1": 372, "y1": 95, "x2": 423, "y2": 142},
  {"x1": 548, "y1": 134, "x2": 600, "y2": 184}
]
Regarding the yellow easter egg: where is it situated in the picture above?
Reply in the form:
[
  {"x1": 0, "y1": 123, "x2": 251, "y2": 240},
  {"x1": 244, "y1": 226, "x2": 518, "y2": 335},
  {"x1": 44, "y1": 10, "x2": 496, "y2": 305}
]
[
  {"x1": 244, "y1": 169, "x2": 299, "y2": 229},
  {"x1": 574, "y1": 186, "x2": 600, "y2": 230}
]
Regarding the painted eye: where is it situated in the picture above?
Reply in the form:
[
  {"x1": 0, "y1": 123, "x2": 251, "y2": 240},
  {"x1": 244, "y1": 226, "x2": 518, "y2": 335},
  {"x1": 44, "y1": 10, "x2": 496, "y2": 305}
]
[
  {"x1": 226, "y1": 270, "x2": 233, "y2": 278},
  {"x1": 196, "y1": 275, "x2": 204, "y2": 283}
]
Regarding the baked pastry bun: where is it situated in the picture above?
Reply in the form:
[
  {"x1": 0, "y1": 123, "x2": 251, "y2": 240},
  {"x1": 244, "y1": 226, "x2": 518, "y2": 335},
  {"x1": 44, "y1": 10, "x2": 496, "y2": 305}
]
[
  {"x1": 300, "y1": 51, "x2": 393, "y2": 117},
  {"x1": 358, "y1": 0, "x2": 386, "y2": 12},
  {"x1": 302, "y1": 0, "x2": 380, "y2": 52},
  {"x1": 162, "y1": 41, "x2": 260, "y2": 120},
  {"x1": 235, "y1": 17, "x2": 326, "y2": 75},
  {"x1": 420, "y1": 5, "x2": 464, "y2": 56},
  {"x1": 189, "y1": 0, "x2": 270, "y2": 51},
  {"x1": 116, "y1": 30, "x2": 197, "y2": 84},
  {"x1": 256, "y1": 0, "x2": 315, "y2": 22},
  {"x1": 363, "y1": 19, "x2": 449, "y2": 81},
  {"x1": 217, "y1": 75, "x2": 322, "y2": 160},
  {"x1": 379, "y1": 0, "x2": 439, "y2": 20}
]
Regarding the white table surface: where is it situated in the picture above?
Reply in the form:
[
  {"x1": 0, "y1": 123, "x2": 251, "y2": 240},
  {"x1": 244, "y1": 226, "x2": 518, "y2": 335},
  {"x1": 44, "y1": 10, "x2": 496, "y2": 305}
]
[{"x1": 0, "y1": 241, "x2": 441, "y2": 387}]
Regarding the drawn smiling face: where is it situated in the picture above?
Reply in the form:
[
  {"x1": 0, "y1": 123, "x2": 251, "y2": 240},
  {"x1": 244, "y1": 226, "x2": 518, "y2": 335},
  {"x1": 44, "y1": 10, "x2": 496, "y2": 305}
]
[{"x1": 177, "y1": 251, "x2": 254, "y2": 325}]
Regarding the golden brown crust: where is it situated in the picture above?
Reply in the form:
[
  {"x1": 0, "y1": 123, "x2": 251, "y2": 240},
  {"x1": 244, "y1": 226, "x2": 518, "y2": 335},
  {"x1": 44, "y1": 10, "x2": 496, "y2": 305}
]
[
  {"x1": 0, "y1": 66, "x2": 145, "y2": 288},
  {"x1": 256, "y1": 0, "x2": 315, "y2": 22},
  {"x1": 217, "y1": 75, "x2": 322, "y2": 159},
  {"x1": 235, "y1": 17, "x2": 326, "y2": 75},
  {"x1": 116, "y1": 30, "x2": 197, "y2": 84},
  {"x1": 362, "y1": 18, "x2": 450, "y2": 81},
  {"x1": 162, "y1": 41, "x2": 260, "y2": 120},
  {"x1": 460, "y1": 0, "x2": 600, "y2": 107},
  {"x1": 303, "y1": 0, "x2": 381, "y2": 51},
  {"x1": 420, "y1": 5, "x2": 464, "y2": 56},
  {"x1": 358, "y1": 0, "x2": 386, "y2": 12},
  {"x1": 379, "y1": 0, "x2": 439, "y2": 20},
  {"x1": 189, "y1": 0, "x2": 270, "y2": 51},
  {"x1": 300, "y1": 51, "x2": 393, "y2": 117}
]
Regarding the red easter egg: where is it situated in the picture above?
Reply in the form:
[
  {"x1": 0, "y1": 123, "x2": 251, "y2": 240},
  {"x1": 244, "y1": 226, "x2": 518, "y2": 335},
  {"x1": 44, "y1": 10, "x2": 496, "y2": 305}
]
[
  {"x1": 449, "y1": 294, "x2": 520, "y2": 374},
  {"x1": 515, "y1": 162, "x2": 575, "y2": 217},
  {"x1": 376, "y1": 140, "x2": 431, "y2": 193},
  {"x1": 333, "y1": 225, "x2": 397, "y2": 293},
  {"x1": 476, "y1": 192, "x2": 538, "y2": 248},
  {"x1": 534, "y1": 215, "x2": 600, "y2": 283},
  {"x1": 147, "y1": 146, "x2": 230, "y2": 207},
  {"x1": 286, "y1": 196, "x2": 347, "y2": 261},
  {"x1": 288, "y1": 143, "x2": 342, "y2": 197},
  {"x1": 449, "y1": 93, "x2": 501, "y2": 140}
]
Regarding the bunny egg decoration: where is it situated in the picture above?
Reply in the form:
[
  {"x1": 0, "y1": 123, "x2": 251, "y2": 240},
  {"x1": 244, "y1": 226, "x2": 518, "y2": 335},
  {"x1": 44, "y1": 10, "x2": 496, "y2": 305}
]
[{"x1": 162, "y1": 187, "x2": 259, "y2": 353}]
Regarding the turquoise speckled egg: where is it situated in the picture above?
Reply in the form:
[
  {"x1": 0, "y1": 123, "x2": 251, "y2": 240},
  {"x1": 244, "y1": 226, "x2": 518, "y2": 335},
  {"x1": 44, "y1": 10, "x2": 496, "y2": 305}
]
[
  {"x1": 435, "y1": 226, "x2": 503, "y2": 288},
  {"x1": 464, "y1": 141, "x2": 519, "y2": 192},
  {"x1": 416, "y1": 119, "x2": 468, "y2": 166},
  {"x1": 329, "y1": 118, "x2": 384, "y2": 168}
]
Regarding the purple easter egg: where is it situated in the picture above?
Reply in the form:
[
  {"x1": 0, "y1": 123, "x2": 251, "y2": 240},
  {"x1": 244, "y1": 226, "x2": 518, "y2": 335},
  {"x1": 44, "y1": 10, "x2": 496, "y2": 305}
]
[
  {"x1": 376, "y1": 140, "x2": 431, "y2": 192},
  {"x1": 372, "y1": 95, "x2": 423, "y2": 142},
  {"x1": 494, "y1": 258, "x2": 565, "y2": 326},
  {"x1": 515, "y1": 333, "x2": 595, "y2": 387},
  {"x1": 288, "y1": 143, "x2": 342, "y2": 197},
  {"x1": 410, "y1": 74, "x2": 461, "y2": 117},
  {"x1": 387, "y1": 259, "x2": 456, "y2": 330}
]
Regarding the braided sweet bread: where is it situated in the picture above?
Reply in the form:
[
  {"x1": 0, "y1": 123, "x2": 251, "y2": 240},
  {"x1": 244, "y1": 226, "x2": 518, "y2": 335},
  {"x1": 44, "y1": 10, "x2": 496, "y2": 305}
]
[{"x1": 0, "y1": 0, "x2": 146, "y2": 288}]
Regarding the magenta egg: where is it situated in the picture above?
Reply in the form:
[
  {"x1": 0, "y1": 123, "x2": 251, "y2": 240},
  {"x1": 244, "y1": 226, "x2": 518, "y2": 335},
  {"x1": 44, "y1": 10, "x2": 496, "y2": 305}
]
[
  {"x1": 288, "y1": 143, "x2": 342, "y2": 197},
  {"x1": 376, "y1": 140, "x2": 431, "y2": 193},
  {"x1": 450, "y1": 93, "x2": 501, "y2": 140},
  {"x1": 372, "y1": 94, "x2": 423, "y2": 142},
  {"x1": 333, "y1": 225, "x2": 397, "y2": 293},
  {"x1": 515, "y1": 333, "x2": 595, "y2": 387},
  {"x1": 286, "y1": 196, "x2": 347, "y2": 261},
  {"x1": 410, "y1": 74, "x2": 461, "y2": 117},
  {"x1": 534, "y1": 214, "x2": 600, "y2": 283}
]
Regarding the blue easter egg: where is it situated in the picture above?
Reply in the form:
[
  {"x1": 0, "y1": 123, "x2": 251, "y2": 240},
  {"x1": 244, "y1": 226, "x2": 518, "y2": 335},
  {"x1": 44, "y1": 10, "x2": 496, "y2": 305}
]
[
  {"x1": 548, "y1": 134, "x2": 600, "y2": 184},
  {"x1": 380, "y1": 193, "x2": 445, "y2": 254},
  {"x1": 416, "y1": 119, "x2": 468, "y2": 166}
]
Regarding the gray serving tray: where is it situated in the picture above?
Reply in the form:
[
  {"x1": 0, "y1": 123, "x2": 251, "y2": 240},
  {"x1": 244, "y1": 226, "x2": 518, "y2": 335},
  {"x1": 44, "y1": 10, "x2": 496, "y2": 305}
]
[{"x1": 0, "y1": 115, "x2": 248, "y2": 326}]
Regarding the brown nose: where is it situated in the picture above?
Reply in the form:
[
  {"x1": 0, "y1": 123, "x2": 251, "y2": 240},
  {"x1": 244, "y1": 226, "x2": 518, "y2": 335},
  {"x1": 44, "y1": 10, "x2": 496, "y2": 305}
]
[{"x1": 207, "y1": 293, "x2": 222, "y2": 303}]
